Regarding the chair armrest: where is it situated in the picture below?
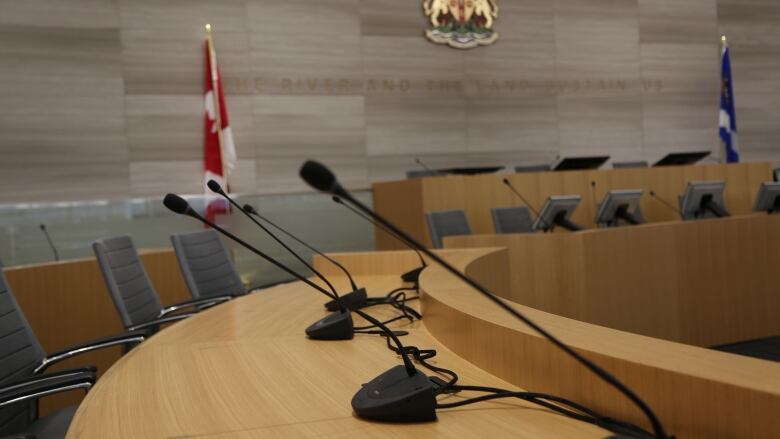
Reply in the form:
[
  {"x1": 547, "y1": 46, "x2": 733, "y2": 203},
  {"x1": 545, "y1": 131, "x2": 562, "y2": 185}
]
[
  {"x1": 158, "y1": 296, "x2": 231, "y2": 317},
  {"x1": 0, "y1": 370, "x2": 95, "y2": 409},
  {"x1": 34, "y1": 331, "x2": 147, "y2": 374},
  {"x1": 127, "y1": 313, "x2": 194, "y2": 332}
]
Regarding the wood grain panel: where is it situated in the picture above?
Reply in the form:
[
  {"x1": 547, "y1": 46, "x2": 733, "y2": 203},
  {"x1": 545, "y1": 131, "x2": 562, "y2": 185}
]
[
  {"x1": 465, "y1": 96, "x2": 560, "y2": 153},
  {"x1": 365, "y1": 96, "x2": 468, "y2": 156},
  {"x1": 247, "y1": 0, "x2": 362, "y2": 96},
  {"x1": 359, "y1": 0, "x2": 428, "y2": 37},
  {"x1": 0, "y1": 0, "x2": 777, "y2": 203},
  {"x1": 119, "y1": 0, "x2": 250, "y2": 95},
  {"x1": 421, "y1": 247, "x2": 780, "y2": 439},
  {"x1": 0, "y1": 24, "x2": 129, "y2": 202},
  {"x1": 445, "y1": 214, "x2": 780, "y2": 346},
  {"x1": 372, "y1": 162, "x2": 773, "y2": 245}
]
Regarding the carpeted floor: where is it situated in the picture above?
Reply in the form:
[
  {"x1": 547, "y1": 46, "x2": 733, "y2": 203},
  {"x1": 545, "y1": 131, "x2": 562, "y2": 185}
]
[{"x1": 712, "y1": 336, "x2": 780, "y2": 362}]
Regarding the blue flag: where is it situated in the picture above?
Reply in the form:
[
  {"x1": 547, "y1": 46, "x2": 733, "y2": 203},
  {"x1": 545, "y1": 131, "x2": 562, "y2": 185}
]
[{"x1": 720, "y1": 44, "x2": 739, "y2": 163}]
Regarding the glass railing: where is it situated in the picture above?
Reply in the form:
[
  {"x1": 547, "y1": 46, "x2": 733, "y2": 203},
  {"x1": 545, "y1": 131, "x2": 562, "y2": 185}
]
[{"x1": 0, "y1": 191, "x2": 375, "y2": 288}]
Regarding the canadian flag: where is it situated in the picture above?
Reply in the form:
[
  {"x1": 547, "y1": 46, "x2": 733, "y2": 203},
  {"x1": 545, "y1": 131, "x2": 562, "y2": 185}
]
[{"x1": 204, "y1": 25, "x2": 237, "y2": 222}]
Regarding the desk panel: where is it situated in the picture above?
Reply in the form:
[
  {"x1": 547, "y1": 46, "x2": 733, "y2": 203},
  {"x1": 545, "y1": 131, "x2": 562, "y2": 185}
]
[
  {"x1": 446, "y1": 214, "x2": 780, "y2": 346},
  {"x1": 373, "y1": 162, "x2": 773, "y2": 249}
]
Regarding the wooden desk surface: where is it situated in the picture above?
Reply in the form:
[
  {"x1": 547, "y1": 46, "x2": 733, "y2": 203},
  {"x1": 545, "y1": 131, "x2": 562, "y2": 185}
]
[
  {"x1": 445, "y1": 214, "x2": 780, "y2": 347},
  {"x1": 66, "y1": 248, "x2": 780, "y2": 438},
  {"x1": 66, "y1": 273, "x2": 608, "y2": 438}
]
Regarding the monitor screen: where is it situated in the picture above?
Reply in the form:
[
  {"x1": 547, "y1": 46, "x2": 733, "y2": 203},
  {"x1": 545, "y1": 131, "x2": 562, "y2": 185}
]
[
  {"x1": 653, "y1": 151, "x2": 711, "y2": 167},
  {"x1": 532, "y1": 195, "x2": 582, "y2": 232},
  {"x1": 753, "y1": 182, "x2": 780, "y2": 214},
  {"x1": 595, "y1": 189, "x2": 644, "y2": 227},
  {"x1": 680, "y1": 180, "x2": 728, "y2": 220}
]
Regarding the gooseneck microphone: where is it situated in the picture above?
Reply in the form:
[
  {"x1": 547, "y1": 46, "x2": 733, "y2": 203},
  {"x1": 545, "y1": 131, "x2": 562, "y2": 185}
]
[
  {"x1": 39, "y1": 224, "x2": 59, "y2": 262},
  {"x1": 242, "y1": 203, "x2": 368, "y2": 311},
  {"x1": 332, "y1": 195, "x2": 427, "y2": 284},
  {"x1": 206, "y1": 180, "x2": 343, "y2": 303},
  {"x1": 415, "y1": 158, "x2": 436, "y2": 174},
  {"x1": 502, "y1": 178, "x2": 540, "y2": 217},
  {"x1": 649, "y1": 191, "x2": 682, "y2": 219},
  {"x1": 590, "y1": 181, "x2": 599, "y2": 214},
  {"x1": 162, "y1": 193, "x2": 434, "y2": 423},
  {"x1": 166, "y1": 193, "x2": 348, "y2": 340},
  {"x1": 299, "y1": 160, "x2": 671, "y2": 438}
]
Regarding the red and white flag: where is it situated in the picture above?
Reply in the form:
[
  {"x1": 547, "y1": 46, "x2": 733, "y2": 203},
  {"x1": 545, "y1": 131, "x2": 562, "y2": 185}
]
[{"x1": 204, "y1": 24, "x2": 237, "y2": 222}]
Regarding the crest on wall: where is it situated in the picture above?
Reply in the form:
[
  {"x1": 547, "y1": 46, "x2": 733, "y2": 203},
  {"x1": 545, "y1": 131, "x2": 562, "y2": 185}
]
[{"x1": 423, "y1": 0, "x2": 499, "y2": 49}]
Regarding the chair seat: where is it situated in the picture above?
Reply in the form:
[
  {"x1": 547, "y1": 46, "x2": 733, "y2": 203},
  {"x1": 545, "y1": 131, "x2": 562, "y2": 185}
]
[{"x1": 27, "y1": 406, "x2": 77, "y2": 439}]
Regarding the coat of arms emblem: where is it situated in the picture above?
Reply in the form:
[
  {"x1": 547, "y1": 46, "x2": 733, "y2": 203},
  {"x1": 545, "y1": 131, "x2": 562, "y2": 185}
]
[{"x1": 423, "y1": 0, "x2": 499, "y2": 49}]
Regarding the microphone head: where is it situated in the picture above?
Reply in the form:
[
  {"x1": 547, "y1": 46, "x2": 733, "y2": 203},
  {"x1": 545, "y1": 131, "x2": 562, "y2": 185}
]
[
  {"x1": 591, "y1": 181, "x2": 596, "y2": 187},
  {"x1": 332, "y1": 196, "x2": 342, "y2": 204},
  {"x1": 502, "y1": 178, "x2": 510, "y2": 185},
  {"x1": 206, "y1": 179, "x2": 224, "y2": 194},
  {"x1": 649, "y1": 190, "x2": 656, "y2": 196},
  {"x1": 414, "y1": 158, "x2": 421, "y2": 164},
  {"x1": 242, "y1": 203, "x2": 257, "y2": 214},
  {"x1": 163, "y1": 193, "x2": 194, "y2": 216},
  {"x1": 300, "y1": 160, "x2": 339, "y2": 193},
  {"x1": 39, "y1": 224, "x2": 45, "y2": 230}
]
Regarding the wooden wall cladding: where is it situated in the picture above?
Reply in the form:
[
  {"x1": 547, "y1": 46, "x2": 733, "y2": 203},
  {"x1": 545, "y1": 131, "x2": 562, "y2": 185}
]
[{"x1": 0, "y1": 0, "x2": 776, "y2": 202}]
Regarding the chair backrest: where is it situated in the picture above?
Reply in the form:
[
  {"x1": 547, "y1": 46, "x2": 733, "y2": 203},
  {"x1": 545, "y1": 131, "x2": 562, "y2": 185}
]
[
  {"x1": 613, "y1": 161, "x2": 649, "y2": 169},
  {"x1": 92, "y1": 236, "x2": 162, "y2": 329},
  {"x1": 406, "y1": 170, "x2": 443, "y2": 179},
  {"x1": 0, "y1": 270, "x2": 46, "y2": 433},
  {"x1": 774, "y1": 167, "x2": 780, "y2": 182},
  {"x1": 515, "y1": 164, "x2": 550, "y2": 173},
  {"x1": 426, "y1": 210, "x2": 471, "y2": 248},
  {"x1": 491, "y1": 207, "x2": 534, "y2": 234},
  {"x1": 170, "y1": 230, "x2": 246, "y2": 299}
]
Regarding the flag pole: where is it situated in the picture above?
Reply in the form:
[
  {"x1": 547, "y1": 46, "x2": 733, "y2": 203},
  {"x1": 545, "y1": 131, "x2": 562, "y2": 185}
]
[
  {"x1": 719, "y1": 35, "x2": 728, "y2": 164},
  {"x1": 205, "y1": 23, "x2": 228, "y2": 188}
]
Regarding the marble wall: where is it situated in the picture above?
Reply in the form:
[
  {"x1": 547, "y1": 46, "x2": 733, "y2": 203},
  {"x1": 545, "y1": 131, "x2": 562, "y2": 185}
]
[{"x1": 0, "y1": 0, "x2": 775, "y2": 202}]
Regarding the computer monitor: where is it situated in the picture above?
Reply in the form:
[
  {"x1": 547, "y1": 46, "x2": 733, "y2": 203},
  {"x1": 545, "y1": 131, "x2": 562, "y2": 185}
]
[
  {"x1": 595, "y1": 190, "x2": 645, "y2": 228},
  {"x1": 653, "y1": 151, "x2": 710, "y2": 167},
  {"x1": 552, "y1": 156, "x2": 610, "y2": 171},
  {"x1": 753, "y1": 182, "x2": 780, "y2": 214},
  {"x1": 680, "y1": 181, "x2": 729, "y2": 220},
  {"x1": 532, "y1": 195, "x2": 583, "y2": 232}
]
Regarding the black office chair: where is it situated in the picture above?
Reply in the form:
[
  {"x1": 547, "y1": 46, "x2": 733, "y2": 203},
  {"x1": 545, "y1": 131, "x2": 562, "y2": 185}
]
[
  {"x1": 406, "y1": 170, "x2": 444, "y2": 179},
  {"x1": 93, "y1": 236, "x2": 230, "y2": 333},
  {"x1": 426, "y1": 210, "x2": 472, "y2": 248},
  {"x1": 514, "y1": 164, "x2": 550, "y2": 173},
  {"x1": 612, "y1": 161, "x2": 648, "y2": 169},
  {"x1": 491, "y1": 207, "x2": 534, "y2": 234},
  {"x1": 0, "y1": 269, "x2": 144, "y2": 439},
  {"x1": 170, "y1": 230, "x2": 247, "y2": 300}
]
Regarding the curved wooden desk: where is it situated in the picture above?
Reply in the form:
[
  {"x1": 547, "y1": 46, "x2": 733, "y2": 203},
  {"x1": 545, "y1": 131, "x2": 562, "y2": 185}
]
[
  {"x1": 445, "y1": 214, "x2": 780, "y2": 347},
  {"x1": 66, "y1": 266, "x2": 607, "y2": 438},
  {"x1": 66, "y1": 248, "x2": 780, "y2": 438}
]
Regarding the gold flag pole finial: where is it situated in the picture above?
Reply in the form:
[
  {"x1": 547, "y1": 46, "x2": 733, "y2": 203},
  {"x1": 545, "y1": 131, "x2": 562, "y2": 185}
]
[
  {"x1": 205, "y1": 23, "x2": 212, "y2": 33},
  {"x1": 721, "y1": 35, "x2": 728, "y2": 47}
]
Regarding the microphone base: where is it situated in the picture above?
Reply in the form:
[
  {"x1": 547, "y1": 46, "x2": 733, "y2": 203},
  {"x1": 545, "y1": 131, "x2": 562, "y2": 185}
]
[
  {"x1": 352, "y1": 365, "x2": 437, "y2": 423},
  {"x1": 401, "y1": 266, "x2": 424, "y2": 283},
  {"x1": 305, "y1": 310, "x2": 354, "y2": 340},
  {"x1": 324, "y1": 288, "x2": 367, "y2": 312}
]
